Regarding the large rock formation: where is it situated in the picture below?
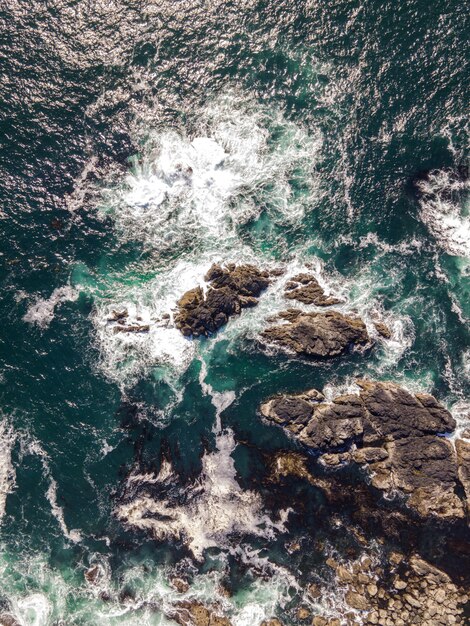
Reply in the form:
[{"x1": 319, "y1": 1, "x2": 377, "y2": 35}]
[
  {"x1": 284, "y1": 273, "x2": 341, "y2": 306},
  {"x1": 262, "y1": 310, "x2": 370, "y2": 358},
  {"x1": 175, "y1": 263, "x2": 271, "y2": 337},
  {"x1": 321, "y1": 552, "x2": 469, "y2": 626},
  {"x1": 260, "y1": 381, "x2": 469, "y2": 520}
]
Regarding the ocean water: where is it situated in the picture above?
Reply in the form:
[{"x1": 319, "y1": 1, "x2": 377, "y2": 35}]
[{"x1": 0, "y1": 1, "x2": 469, "y2": 624}]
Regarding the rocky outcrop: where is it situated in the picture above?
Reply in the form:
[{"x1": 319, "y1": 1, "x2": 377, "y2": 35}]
[
  {"x1": 373, "y1": 321, "x2": 392, "y2": 339},
  {"x1": 175, "y1": 263, "x2": 271, "y2": 337},
  {"x1": 262, "y1": 310, "x2": 370, "y2": 358},
  {"x1": 260, "y1": 381, "x2": 468, "y2": 520},
  {"x1": 323, "y1": 552, "x2": 469, "y2": 626},
  {"x1": 106, "y1": 309, "x2": 151, "y2": 333},
  {"x1": 284, "y1": 273, "x2": 341, "y2": 306}
]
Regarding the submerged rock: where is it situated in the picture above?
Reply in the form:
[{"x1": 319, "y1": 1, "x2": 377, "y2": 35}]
[
  {"x1": 262, "y1": 309, "x2": 370, "y2": 358},
  {"x1": 260, "y1": 381, "x2": 467, "y2": 520},
  {"x1": 284, "y1": 273, "x2": 341, "y2": 306},
  {"x1": 175, "y1": 263, "x2": 270, "y2": 337}
]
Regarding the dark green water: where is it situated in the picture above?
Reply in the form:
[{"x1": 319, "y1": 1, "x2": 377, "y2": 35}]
[{"x1": 0, "y1": 1, "x2": 468, "y2": 624}]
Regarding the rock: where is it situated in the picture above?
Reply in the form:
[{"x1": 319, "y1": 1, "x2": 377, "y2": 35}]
[
  {"x1": 462, "y1": 428, "x2": 470, "y2": 439},
  {"x1": 84, "y1": 565, "x2": 102, "y2": 585},
  {"x1": 262, "y1": 310, "x2": 370, "y2": 358},
  {"x1": 336, "y1": 565, "x2": 354, "y2": 583},
  {"x1": 320, "y1": 452, "x2": 351, "y2": 467},
  {"x1": 389, "y1": 552, "x2": 404, "y2": 565},
  {"x1": 259, "y1": 380, "x2": 465, "y2": 520},
  {"x1": 113, "y1": 324, "x2": 150, "y2": 333},
  {"x1": 312, "y1": 618, "x2": 328, "y2": 626},
  {"x1": 308, "y1": 583, "x2": 322, "y2": 599},
  {"x1": 170, "y1": 600, "x2": 231, "y2": 626},
  {"x1": 352, "y1": 447, "x2": 388, "y2": 464},
  {"x1": 175, "y1": 263, "x2": 270, "y2": 337},
  {"x1": 170, "y1": 577, "x2": 190, "y2": 593},
  {"x1": 345, "y1": 590, "x2": 369, "y2": 610},
  {"x1": 455, "y1": 439, "x2": 470, "y2": 514},
  {"x1": 284, "y1": 273, "x2": 341, "y2": 306},
  {"x1": 408, "y1": 556, "x2": 451, "y2": 584},
  {"x1": 367, "y1": 583, "x2": 378, "y2": 597},
  {"x1": 0, "y1": 616, "x2": 20, "y2": 626},
  {"x1": 260, "y1": 620, "x2": 283, "y2": 626},
  {"x1": 373, "y1": 322, "x2": 392, "y2": 339},
  {"x1": 108, "y1": 308, "x2": 128, "y2": 321},
  {"x1": 296, "y1": 607, "x2": 311, "y2": 619},
  {"x1": 394, "y1": 578, "x2": 407, "y2": 590}
]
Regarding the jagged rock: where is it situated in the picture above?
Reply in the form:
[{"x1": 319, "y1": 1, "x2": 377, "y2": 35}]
[
  {"x1": 113, "y1": 324, "x2": 150, "y2": 333},
  {"x1": 260, "y1": 620, "x2": 283, "y2": 626},
  {"x1": 108, "y1": 308, "x2": 128, "y2": 321},
  {"x1": 0, "y1": 616, "x2": 20, "y2": 626},
  {"x1": 260, "y1": 381, "x2": 465, "y2": 520},
  {"x1": 324, "y1": 552, "x2": 468, "y2": 626},
  {"x1": 373, "y1": 322, "x2": 392, "y2": 339},
  {"x1": 175, "y1": 263, "x2": 270, "y2": 337},
  {"x1": 345, "y1": 590, "x2": 369, "y2": 610},
  {"x1": 170, "y1": 577, "x2": 190, "y2": 593},
  {"x1": 84, "y1": 565, "x2": 102, "y2": 585},
  {"x1": 456, "y1": 439, "x2": 470, "y2": 514},
  {"x1": 262, "y1": 309, "x2": 370, "y2": 358},
  {"x1": 170, "y1": 600, "x2": 231, "y2": 626},
  {"x1": 284, "y1": 273, "x2": 341, "y2": 306}
]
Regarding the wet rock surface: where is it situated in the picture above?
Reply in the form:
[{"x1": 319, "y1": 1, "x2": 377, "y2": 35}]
[
  {"x1": 175, "y1": 263, "x2": 271, "y2": 337},
  {"x1": 260, "y1": 381, "x2": 468, "y2": 520},
  {"x1": 169, "y1": 600, "x2": 232, "y2": 625},
  {"x1": 323, "y1": 552, "x2": 469, "y2": 626},
  {"x1": 262, "y1": 309, "x2": 370, "y2": 358},
  {"x1": 284, "y1": 273, "x2": 341, "y2": 306},
  {"x1": 106, "y1": 308, "x2": 151, "y2": 333}
]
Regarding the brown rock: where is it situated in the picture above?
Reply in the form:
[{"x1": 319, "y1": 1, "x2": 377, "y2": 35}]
[
  {"x1": 296, "y1": 607, "x2": 311, "y2": 619},
  {"x1": 262, "y1": 310, "x2": 370, "y2": 358},
  {"x1": 345, "y1": 591, "x2": 369, "y2": 610},
  {"x1": 259, "y1": 380, "x2": 464, "y2": 520},
  {"x1": 170, "y1": 600, "x2": 231, "y2": 626},
  {"x1": 175, "y1": 263, "x2": 270, "y2": 337},
  {"x1": 260, "y1": 620, "x2": 283, "y2": 626},
  {"x1": 284, "y1": 273, "x2": 341, "y2": 306},
  {"x1": 170, "y1": 577, "x2": 190, "y2": 593},
  {"x1": 0, "y1": 616, "x2": 21, "y2": 626},
  {"x1": 308, "y1": 583, "x2": 322, "y2": 599},
  {"x1": 373, "y1": 322, "x2": 392, "y2": 339},
  {"x1": 367, "y1": 583, "x2": 378, "y2": 597},
  {"x1": 456, "y1": 439, "x2": 470, "y2": 513}
]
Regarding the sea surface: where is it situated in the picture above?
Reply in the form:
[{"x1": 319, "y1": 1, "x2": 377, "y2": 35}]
[{"x1": 0, "y1": 1, "x2": 468, "y2": 624}]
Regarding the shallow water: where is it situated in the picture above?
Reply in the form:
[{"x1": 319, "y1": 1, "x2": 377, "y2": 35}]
[{"x1": 0, "y1": 1, "x2": 469, "y2": 624}]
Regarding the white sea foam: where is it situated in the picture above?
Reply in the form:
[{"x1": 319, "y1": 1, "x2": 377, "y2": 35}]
[
  {"x1": 116, "y1": 428, "x2": 289, "y2": 562},
  {"x1": 417, "y1": 169, "x2": 470, "y2": 258},
  {"x1": 23, "y1": 286, "x2": 79, "y2": 329},
  {"x1": 21, "y1": 438, "x2": 82, "y2": 544},
  {"x1": 100, "y1": 92, "x2": 322, "y2": 252}
]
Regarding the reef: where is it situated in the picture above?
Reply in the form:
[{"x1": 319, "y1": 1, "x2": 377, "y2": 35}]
[
  {"x1": 260, "y1": 380, "x2": 468, "y2": 521},
  {"x1": 175, "y1": 263, "x2": 271, "y2": 337}
]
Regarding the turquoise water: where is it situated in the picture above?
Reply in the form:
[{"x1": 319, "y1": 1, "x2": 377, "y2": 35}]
[{"x1": 0, "y1": 1, "x2": 468, "y2": 624}]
